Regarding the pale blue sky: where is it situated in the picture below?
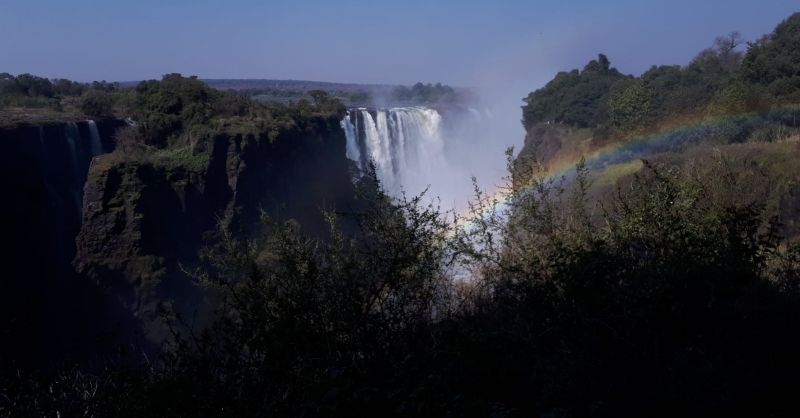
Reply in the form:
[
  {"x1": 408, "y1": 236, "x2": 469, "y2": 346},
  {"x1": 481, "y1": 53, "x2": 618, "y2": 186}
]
[{"x1": 0, "y1": 0, "x2": 797, "y2": 89}]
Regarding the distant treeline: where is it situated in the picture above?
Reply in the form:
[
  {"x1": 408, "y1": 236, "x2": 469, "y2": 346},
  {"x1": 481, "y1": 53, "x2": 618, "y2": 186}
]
[
  {"x1": 0, "y1": 71, "x2": 347, "y2": 143},
  {"x1": 247, "y1": 88, "x2": 371, "y2": 107},
  {"x1": 243, "y1": 81, "x2": 462, "y2": 106},
  {"x1": 390, "y1": 82, "x2": 459, "y2": 104},
  {"x1": 0, "y1": 72, "x2": 118, "y2": 112},
  {"x1": 1, "y1": 73, "x2": 464, "y2": 119}
]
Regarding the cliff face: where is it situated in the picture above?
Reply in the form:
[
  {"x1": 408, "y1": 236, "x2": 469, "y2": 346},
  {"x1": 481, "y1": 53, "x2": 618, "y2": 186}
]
[
  {"x1": 0, "y1": 119, "x2": 125, "y2": 365},
  {"x1": 73, "y1": 116, "x2": 356, "y2": 342},
  {"x1": 0, "y1": 120, "x2": 120, "y2": 280},
  {"x1": 0, "y1": 114, "x2": 356, "y2": 364}
]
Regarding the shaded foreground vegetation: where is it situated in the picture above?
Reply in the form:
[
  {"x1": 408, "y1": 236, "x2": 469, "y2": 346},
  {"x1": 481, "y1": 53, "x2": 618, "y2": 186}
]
[{"x1": 3, "y1": 155, "x2": 800, "y2": 416}]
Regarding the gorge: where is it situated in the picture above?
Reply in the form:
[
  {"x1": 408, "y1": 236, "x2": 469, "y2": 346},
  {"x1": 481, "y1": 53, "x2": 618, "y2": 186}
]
[
  {"x1": 1, "y1": 100, "x2": 501, "y2": 367},
  {"x1": 1, "y1": 107, "x2": 361, "y2": 365},
  {"x1": 0, "y1": 119, "x2": 124, "y2": 364},
  {"x1": 5, "y1": 5, "x2": 800, "y2": 416}
]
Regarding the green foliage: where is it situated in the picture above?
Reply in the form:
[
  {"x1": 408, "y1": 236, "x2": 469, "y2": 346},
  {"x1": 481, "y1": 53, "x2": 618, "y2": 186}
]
[
  {"x1": 523, "y1": 30, "x2": 757, "y2": 138},
  {"x1": 639, "y1": 62, "x2": 721, "y2": 118},
  {"x1": 122, "y1": 73, "x2": 346, "y2": 148},
  {"x1": 6, "y1": 73, "x2": 54, "y2": 97},
  {"x1": 608, "y1": 79, "x2": 654, "y2": 132},
  {"x1": 0, "y1": 73, "x2": 61, "y2": 111},
  {"x1": 80, "y1": 90, "x2": 116, "y2": 119},
  {"x1": 150, "y1": 145, "x2": 210, "y2": 172},
  {"x1": 741, "y1": 13, "x2": 800, "y2": 91},
  {"x1": 707, "y1": 80, "x2": 760, "y2": 116},
  {"x1": 522, "y1": 54, "x2": 626, "y2": 129},
  {"x1": 0, "y1": 73, "x2": 122, "y2": 118},
  {"x1": 52, "y1": 78, "x2": 86, "y2": 96},
  {"x1": 131, "y1": 74, "x2": 213, "y2": 145}
]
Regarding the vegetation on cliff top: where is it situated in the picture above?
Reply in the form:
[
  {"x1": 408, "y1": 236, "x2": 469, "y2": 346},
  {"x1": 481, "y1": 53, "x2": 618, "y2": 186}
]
[
  {"x1": 517, "y1": 12, "x2": 800, "y2": 215},
  {"x1": 522, "y1": 13, "x2": 800, "y2": 140},
  {"x1": 84, "y1": 74, "x2": 348, "y2": 177},
  {"x1": 0, "y1": 72, "x2": 463, "y2": 128},
  {"x1": 204, "y1": 79, "x2": 463, "y2": 107}
]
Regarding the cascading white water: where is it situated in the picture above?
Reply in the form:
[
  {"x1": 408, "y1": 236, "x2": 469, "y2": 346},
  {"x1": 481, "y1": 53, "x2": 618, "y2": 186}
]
[
  {"x1": 339, "y1": 113, "x2": 361, "y2": 163},
  {"x1": 342, "y1": 107, "x2": 447, "y2": 198},
  {"x1": 87, "y1": 120, "x2": 103, "y2": 156},
  {"x1": 340, "y1": 103, "x2": 518, "y2": 216}
]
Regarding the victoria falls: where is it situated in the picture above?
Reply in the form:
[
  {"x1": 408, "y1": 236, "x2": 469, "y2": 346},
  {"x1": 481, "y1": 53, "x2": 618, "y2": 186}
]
[{"x1": 2, "y1": 2, "x2": 800, "y2": 417}]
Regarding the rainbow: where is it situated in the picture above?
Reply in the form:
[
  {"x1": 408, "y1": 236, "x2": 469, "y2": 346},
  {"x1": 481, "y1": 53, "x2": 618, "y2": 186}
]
[{"x1": 454, "y1": 106, "x2": 800, "y2": 227}]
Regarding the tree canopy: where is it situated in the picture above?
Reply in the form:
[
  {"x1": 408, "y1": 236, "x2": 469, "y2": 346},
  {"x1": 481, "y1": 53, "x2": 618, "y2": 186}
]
[
  {"x1": 522, "y1": 14, "x2": 800, "y2": 138},
  {"x1": 522, "y1": 54, "x2": 626, "y2": 129}
]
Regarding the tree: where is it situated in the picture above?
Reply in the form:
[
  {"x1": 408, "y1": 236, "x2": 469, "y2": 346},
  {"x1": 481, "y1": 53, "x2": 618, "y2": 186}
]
[
  {"x1": 608, "y1": 79, "x2": 654, "y2": 132},
  {"x1": 52, "y1": 79, "x2": 86, "y2": 96},
  {"x1": 12, "y1": 73, "x2": 54, "y2": 97},
  {"x1": 79, "y1": 90, "x2": 115, "y2": 118},
  {"x1": 740, "y1": 13, "x2": 800, "y2": 102},
  {"x1": 522, "y1": 54, "x2": 626, "y2": 128},
  {"x1": 713, "y1": 32, "x2": 745, "y2": 72}
]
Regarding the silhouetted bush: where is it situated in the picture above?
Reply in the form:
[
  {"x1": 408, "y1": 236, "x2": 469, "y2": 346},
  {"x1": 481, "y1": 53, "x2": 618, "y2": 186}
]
[{"x1": 5, "y1": 156, "x2": 800, "y2": 417}]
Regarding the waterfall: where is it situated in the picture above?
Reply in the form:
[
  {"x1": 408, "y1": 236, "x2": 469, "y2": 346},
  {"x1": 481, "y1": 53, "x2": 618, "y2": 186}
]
[
  {"x1": 340, "y1": 112, "x2": 361, "y2": 163},
  {"x1": 65, "y1": 122, "x2": 80, "y2": 171},
  {"x1": 341, "y1": 107, "x2": 447, "y2": 197},
  {"x1": 87, "y1": 120, "x2": 103, "y2": 156},
  {"x1": 64, "y1": 122, "x2": 82, "y2": 211},
  {"x1": 339, "y1": 105, "x2": 507, "y2": 214}
]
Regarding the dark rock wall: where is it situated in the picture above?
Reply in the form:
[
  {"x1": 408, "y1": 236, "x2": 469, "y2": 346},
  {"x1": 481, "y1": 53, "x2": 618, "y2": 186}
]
[
  {"x1": 73, "y1": 116, "x2": 356, "y2": 345},
  {"x1": 0, "y1": 120, "x2": 125, "y2": 367},
  {"x1": 1, "y1": 116, "x2": 355, "y2": 366}
]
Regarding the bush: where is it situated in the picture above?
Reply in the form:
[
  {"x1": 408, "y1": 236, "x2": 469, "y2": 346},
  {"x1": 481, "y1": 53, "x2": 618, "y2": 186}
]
[{"x1": 5, "y1": 155, "x2": 800, "y2": 415}]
